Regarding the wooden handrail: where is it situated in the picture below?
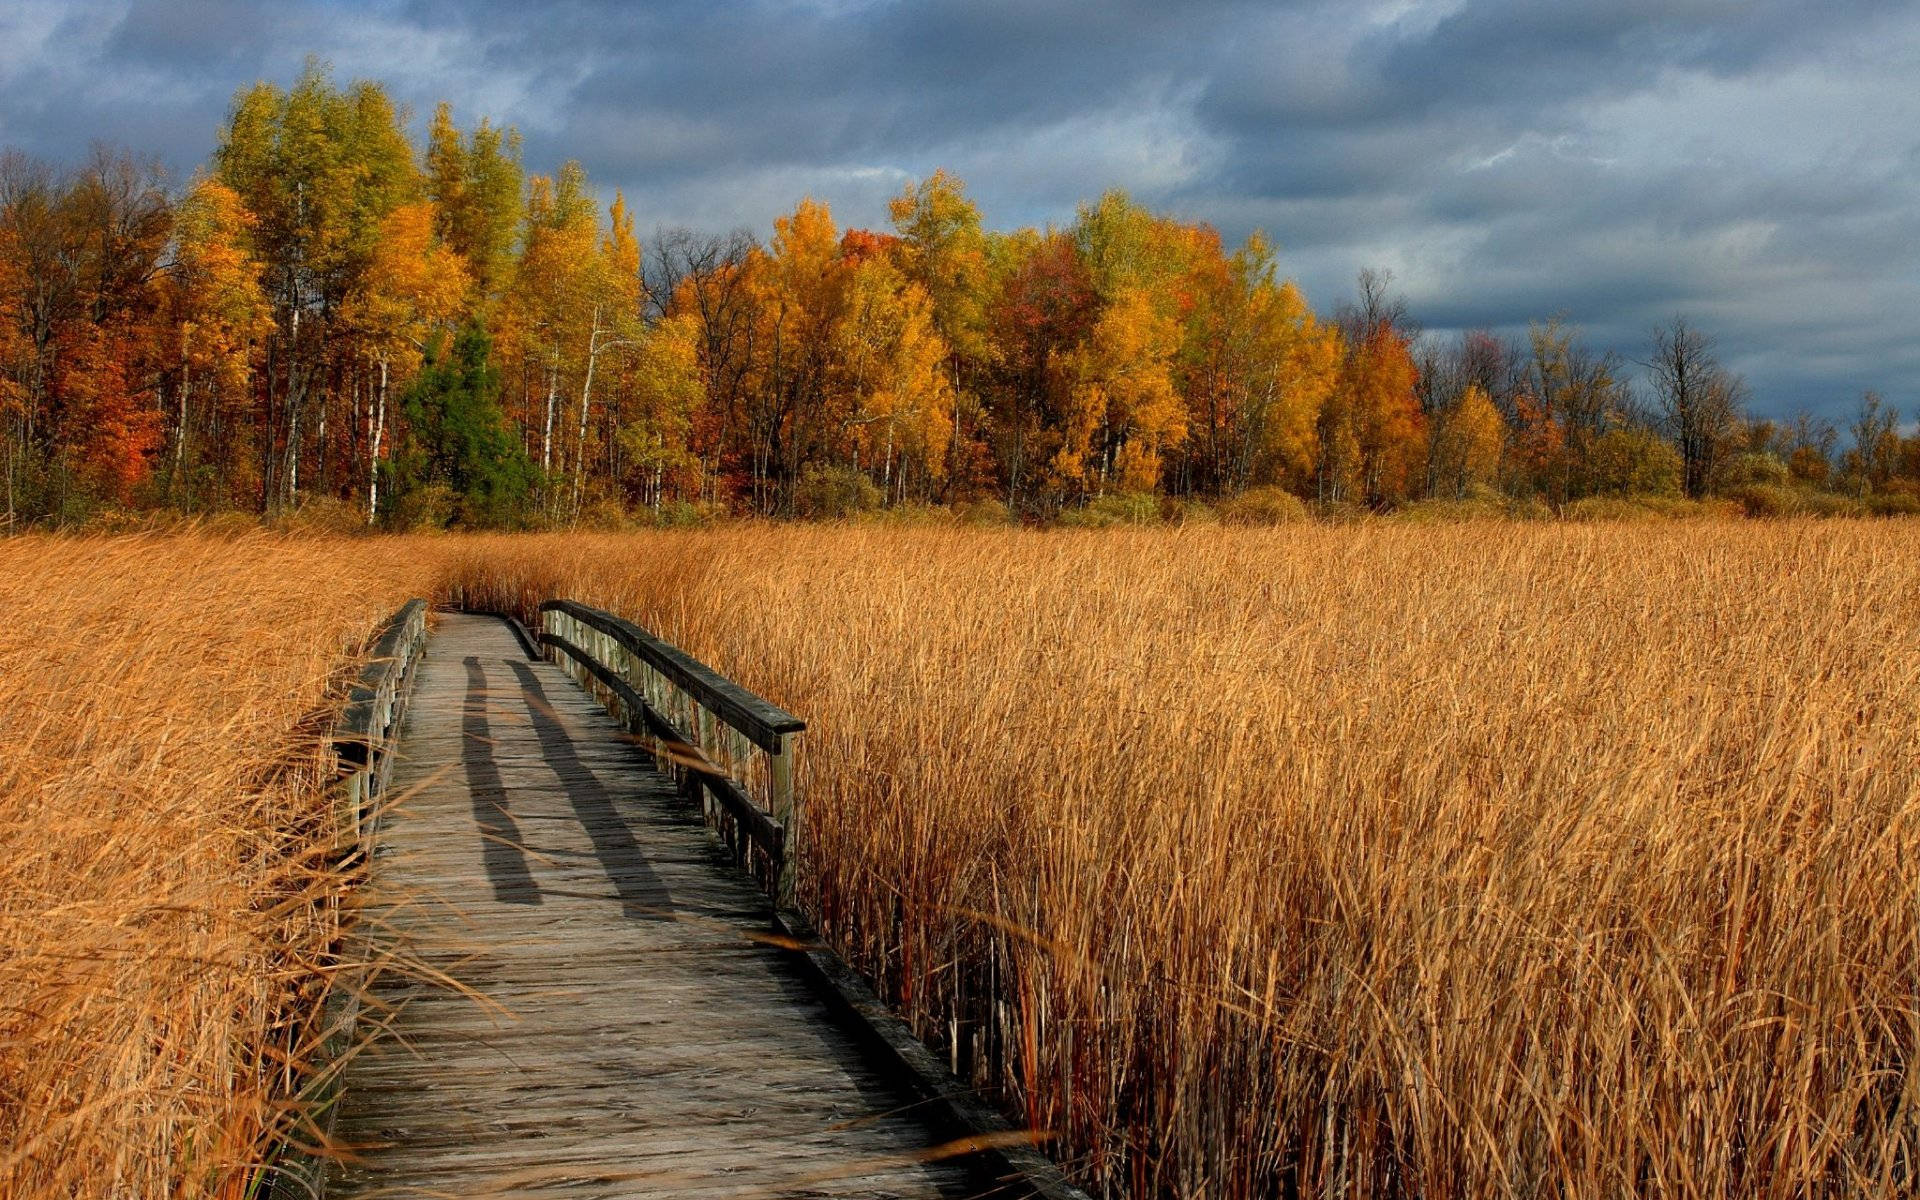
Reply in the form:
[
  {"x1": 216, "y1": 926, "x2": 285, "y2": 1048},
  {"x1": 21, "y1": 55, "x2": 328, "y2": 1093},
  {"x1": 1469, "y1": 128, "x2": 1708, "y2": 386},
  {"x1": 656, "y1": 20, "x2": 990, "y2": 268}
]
[
  {"x1": 538, "y1": 599, "x2": 804, "y2": 752},
  {"x1": 332, "y1": 598, "x2": 429, "y2": 857},
  {"x1": 539, "y1": 628, "x2": 788, "y2": 860},
  {"x1": 537, "y1": 600, "x2": 805, "y2": 906},
  {"x1": 262, "y1": 598, "x2": 430, "y2": 1200}
]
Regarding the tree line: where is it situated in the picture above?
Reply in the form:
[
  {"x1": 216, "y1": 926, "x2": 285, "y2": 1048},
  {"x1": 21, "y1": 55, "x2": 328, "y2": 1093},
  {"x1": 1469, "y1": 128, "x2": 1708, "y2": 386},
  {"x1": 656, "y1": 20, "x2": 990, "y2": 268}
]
[{"x1": 3, "y1": 63, "x2": 1915, "y2": 530}]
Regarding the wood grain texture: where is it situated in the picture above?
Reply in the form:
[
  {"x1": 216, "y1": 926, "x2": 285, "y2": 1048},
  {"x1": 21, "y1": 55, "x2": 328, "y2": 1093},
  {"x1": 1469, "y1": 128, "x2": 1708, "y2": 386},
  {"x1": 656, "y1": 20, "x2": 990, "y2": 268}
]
[{"x1": 330, "y1": 614, "x2": 972, "y2": 1199}]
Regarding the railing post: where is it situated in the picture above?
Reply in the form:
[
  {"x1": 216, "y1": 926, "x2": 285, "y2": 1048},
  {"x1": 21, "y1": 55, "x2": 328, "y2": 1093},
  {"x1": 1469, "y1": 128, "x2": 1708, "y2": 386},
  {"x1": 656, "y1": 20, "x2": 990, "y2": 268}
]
[
  {"x1": 696, "y1": 705, "x2": 716, "y2": 822},
  {"x1": 770, "y1": 732, "x2": 797, "y2": 909}
]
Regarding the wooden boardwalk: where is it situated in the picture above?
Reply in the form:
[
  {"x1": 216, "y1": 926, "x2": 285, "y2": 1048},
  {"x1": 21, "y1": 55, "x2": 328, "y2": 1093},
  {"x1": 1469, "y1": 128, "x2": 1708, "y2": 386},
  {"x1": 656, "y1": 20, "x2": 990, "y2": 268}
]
[{"x1": 330, "y1": 614, "x2": 973, "y2": 1199}]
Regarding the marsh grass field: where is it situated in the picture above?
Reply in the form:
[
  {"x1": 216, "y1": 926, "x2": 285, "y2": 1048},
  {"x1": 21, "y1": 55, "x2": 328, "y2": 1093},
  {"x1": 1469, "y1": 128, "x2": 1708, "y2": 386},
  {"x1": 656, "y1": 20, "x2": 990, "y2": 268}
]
[{"x1": 4, "y1": 519, "x2": 1918, "y2": 1198}]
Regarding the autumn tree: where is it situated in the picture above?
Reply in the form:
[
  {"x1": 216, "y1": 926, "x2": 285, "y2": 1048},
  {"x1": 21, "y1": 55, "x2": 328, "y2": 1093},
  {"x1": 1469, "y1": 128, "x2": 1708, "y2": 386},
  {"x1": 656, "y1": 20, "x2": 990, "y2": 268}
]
[
  {"x1": 497, "y1": 160, "x2": 616, "y2": 513},
  {"x1": 1585, "y1": 425, "x2": 1684, "y2": 496},
  {"x1": 161, "y1": 178, "x2": 272, "y2": 508},
  {"x1": 833, "y1": 245, "x2": 953, "y2": 500},
  {"x1": 1052, "y1": 287, "x2": 1184, "y2": 492},
  {"x1": 556, "y1": 189, "x2": 644, "y2": 519},
  {"x1": 736, "y1": 198, "x2": 848, "y2": 511},
  {"x1": 1784, "y1": 410, "x2": 1838, "y2": 487},
  {"x1": 425, "y1": 103, "x2": 524, "y2": 304},
  {"x1": 1427, "y1": 383, "x2": 1505, "y2": 497},
  {"x1": 1515, "y1": 318, "x2": 1628, "y2": 500},
  {"x1": 0, "y1": 148, "x2": 171, "y2": 519},
  {"x1": 1843, "y1": 391, "x2": 1900, "y2": 495},
  {"x1": 340, "y1": 202, "x2": 470, "y2": 521},
  {"x1": 616, "y1": 309, "x2": 705, "y2": 510},
  {"x1": 888, "y1": 170, "x2": 993, "y2": 494},
  {"x1": 648, "y1": 228, "x2": 758, "y2": 503},
  {"x1": 216, "y1": 61, "x2": 420, "y2": 509},
  {"x1": 1645, "y1": 316, "x2": 1745, "y2": 498},
  {"x1": 1324, "y1": 272, "x2": 1424, "y2": 505},
  {"x1": 1040, "y1": 191, "x2": 1211, "y2": 498},
  {"x1": 981, "y1": 228, "x2": 1096, "y2": 511},
  {"x1": 1177, "y1": 233, "x2": 1339, "y2": 495},
  {"x1": 1328, "y1": 323, "x2": 1423, "y2": 504}
]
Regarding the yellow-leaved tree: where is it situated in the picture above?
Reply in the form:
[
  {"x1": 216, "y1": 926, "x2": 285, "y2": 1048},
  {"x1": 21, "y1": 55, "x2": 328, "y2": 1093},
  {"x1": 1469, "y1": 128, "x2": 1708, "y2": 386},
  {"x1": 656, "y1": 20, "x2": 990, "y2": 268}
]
[
  {"x1": 163, "y1": 178, "x2": 273, "y2": 506},
  {"x1": 1055, "y1": 287, "x2": 1184, "y2": 493},
  {"x1": 341, "y1": 201, "x2": 470, "y2": 521},
  {"x1": 834, "y1": 250, "x2": 954, "y2": 500},
  {"x1": 1181, "y1": 232, "x2": 1340, "y2": 494},
  {"x1": 499, "y1": 161, "x2": 629, "y2": 519},
  {"x1": 888, "y1": 170, "x2": 992, "y2": 494},
  {"x1": 1428, "y1": 382, "x2": 1506, "y2": 498},
  {"x1": 618, "y1": 309, "x2": 704, "y2": 510}
]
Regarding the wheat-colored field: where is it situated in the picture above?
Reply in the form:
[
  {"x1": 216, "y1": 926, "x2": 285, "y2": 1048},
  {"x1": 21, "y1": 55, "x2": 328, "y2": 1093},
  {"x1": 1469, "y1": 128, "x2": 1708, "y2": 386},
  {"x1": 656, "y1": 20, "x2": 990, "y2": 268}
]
[
  {"x1": 443, "y1": 522, "x2": 1920, "y2": 1200},
  {"x1": 5, "y1": 521, "x2": 1918, "y2": 1199},
  {"x1": 0, "y1": 533, "x2": 431, "y2": 1197}
]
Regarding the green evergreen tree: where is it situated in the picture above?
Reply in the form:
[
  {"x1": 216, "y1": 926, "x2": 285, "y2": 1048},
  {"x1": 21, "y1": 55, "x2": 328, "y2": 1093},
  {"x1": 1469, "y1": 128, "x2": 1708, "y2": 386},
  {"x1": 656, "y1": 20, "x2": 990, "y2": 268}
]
[{"x1": 388, "y1": 321, "x2": 533, "y2": 527}]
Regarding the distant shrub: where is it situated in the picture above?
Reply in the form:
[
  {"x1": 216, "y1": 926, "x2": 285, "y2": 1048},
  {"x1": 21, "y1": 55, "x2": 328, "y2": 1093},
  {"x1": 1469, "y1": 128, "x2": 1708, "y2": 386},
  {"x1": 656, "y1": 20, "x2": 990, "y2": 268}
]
[
  {"x1": 1562, "y1": 496, "x2": 1661, "y2": 522},
  {"x1": 792, "y1": 465, "x2": 882, "y2": 519},
  {"x1": 384, "y1": 482, "x2": 455, "y2": 532},
  {"x1": 1392, "y1": 499, "x2": 1493, "y2": 523},
  {"x1": 1310, "y1": 498, "x2": 1377, "y2": 524},
  {"x1": 1059, "y1": 491, "x2": 1161, "y2": 528},
  {"x1": 1721, "y1": 452, "x2": 1793, "y2": 489},
  {"x1": 1867, "y1": 491, "x2": 1920, "y2": 517},
  {"x1": 1561, "y1": 494, "x2": 1739, "y2": 522},
  {"x1": 1724, "y1": 483, "x2": 1870, "y2": 520},
  {"x1": 277, "y1": 495, "x2": 365, "y2": 535},
  {"x1": 650, "y1": 499, "x2": 720, "y2": 528},
  {"x1": 1221, "y1": 486, "x2": 1310, "y2": 526},
  {"x1": 201, "y1": 511, "x2": 266, "y2": 537},
  {"x1": 1724, "y1": 483, "x2": 1804, "y2": 519},
  {"x1": 578, "y1": 497, "x2": 637, "y2": 530},
  {"x1": 860, "y1": 502, "x2": 954, "y2": 527},
  {"x1": 1801, "y1": 491, "x2": 1867, "y2": 518},
  {"x1": 1585, "y1": 427, "x2": 1684, "y2": 497},
  {"x1": 1163, "y1": 498, "x2": 1219, "y2": 525},
  {"x1": 954, "y1": 497, "x2": 1013, "y2": 526}
]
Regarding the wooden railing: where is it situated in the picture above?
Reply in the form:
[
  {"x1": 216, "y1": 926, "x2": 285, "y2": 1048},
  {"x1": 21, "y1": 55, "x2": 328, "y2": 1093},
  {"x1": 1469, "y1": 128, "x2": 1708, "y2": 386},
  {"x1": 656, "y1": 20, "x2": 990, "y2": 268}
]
[
  {"x1": 332, "y1": 598, "x2": 429, "y2": 858},
  {"x1": 538, "y1": 600, "x2": 808, "y2": 906},
  {"x1": 263, "y1": 598, "x2": 429, "y2": 1200}
]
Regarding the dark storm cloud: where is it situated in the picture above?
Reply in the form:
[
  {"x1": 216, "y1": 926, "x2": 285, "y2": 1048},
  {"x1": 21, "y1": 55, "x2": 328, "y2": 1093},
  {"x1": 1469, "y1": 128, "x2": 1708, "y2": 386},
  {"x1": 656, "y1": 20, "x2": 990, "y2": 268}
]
[{"x1": 2, "y1": 0, "x2": 1915, "y2": 418}]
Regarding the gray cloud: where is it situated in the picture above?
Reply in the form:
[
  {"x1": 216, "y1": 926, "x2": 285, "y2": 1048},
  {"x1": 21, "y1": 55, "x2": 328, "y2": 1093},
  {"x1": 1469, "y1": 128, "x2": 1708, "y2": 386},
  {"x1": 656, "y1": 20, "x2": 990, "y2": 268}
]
[{"x1": 1, "y1": 0, "x2": 1916, "y2": 419}]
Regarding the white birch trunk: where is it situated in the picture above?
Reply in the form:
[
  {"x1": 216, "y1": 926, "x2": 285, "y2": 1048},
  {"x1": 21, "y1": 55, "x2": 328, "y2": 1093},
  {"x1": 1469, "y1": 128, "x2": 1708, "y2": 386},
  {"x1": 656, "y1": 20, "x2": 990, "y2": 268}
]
[{"x1": 368, "y1": 357, "x2": 388, "y2": 525}]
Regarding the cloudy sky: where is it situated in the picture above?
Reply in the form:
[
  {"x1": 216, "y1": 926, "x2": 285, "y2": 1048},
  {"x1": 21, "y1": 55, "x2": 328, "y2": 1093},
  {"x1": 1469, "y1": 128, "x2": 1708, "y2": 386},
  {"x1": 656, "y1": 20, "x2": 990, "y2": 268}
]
[{"x1": 4, "y1": 0, "x2": 1916, "y2": 420}]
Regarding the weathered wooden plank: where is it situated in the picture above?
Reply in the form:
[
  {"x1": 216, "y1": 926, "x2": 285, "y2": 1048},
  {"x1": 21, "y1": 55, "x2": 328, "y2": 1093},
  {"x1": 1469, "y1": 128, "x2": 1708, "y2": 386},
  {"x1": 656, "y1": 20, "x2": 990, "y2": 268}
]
[{"x1": 328, "y1": 613, "x2": 966, "y2": 1199}]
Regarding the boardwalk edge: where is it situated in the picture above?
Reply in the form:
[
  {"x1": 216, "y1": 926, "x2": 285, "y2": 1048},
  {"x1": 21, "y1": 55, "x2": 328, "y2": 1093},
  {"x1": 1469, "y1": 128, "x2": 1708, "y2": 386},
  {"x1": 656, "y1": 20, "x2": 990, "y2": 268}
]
[{"x1": 772, "y1": 908, "x2": 1094, "y2": 1200}]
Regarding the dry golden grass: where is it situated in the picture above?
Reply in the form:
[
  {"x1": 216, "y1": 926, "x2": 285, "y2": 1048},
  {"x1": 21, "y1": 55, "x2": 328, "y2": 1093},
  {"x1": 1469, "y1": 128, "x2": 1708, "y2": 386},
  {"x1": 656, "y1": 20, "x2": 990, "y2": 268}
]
[
  {"x1": 440, "y1": 521, "x2": 1920, "y2": 1199},
  {"x1": 7, "y1": 521, "x2": 1919, "y2": 1199},
  {"x1": 0, "y1": 532, "x2": 431, "y2": 1198}
]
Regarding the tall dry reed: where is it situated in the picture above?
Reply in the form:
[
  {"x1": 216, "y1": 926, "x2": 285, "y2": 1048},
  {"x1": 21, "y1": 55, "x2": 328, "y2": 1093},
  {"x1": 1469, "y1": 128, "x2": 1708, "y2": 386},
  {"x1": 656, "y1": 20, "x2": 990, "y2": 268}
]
[
  {"x1": 438, "y1": 521, "x2": 1920, "y2": 1199},
  {"x1": 8, "y1": 521, "x2": 1916, "y2": 1199},
  {"x1": 0, "y1": 532, "x2": 431, "y2": 1198}
]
